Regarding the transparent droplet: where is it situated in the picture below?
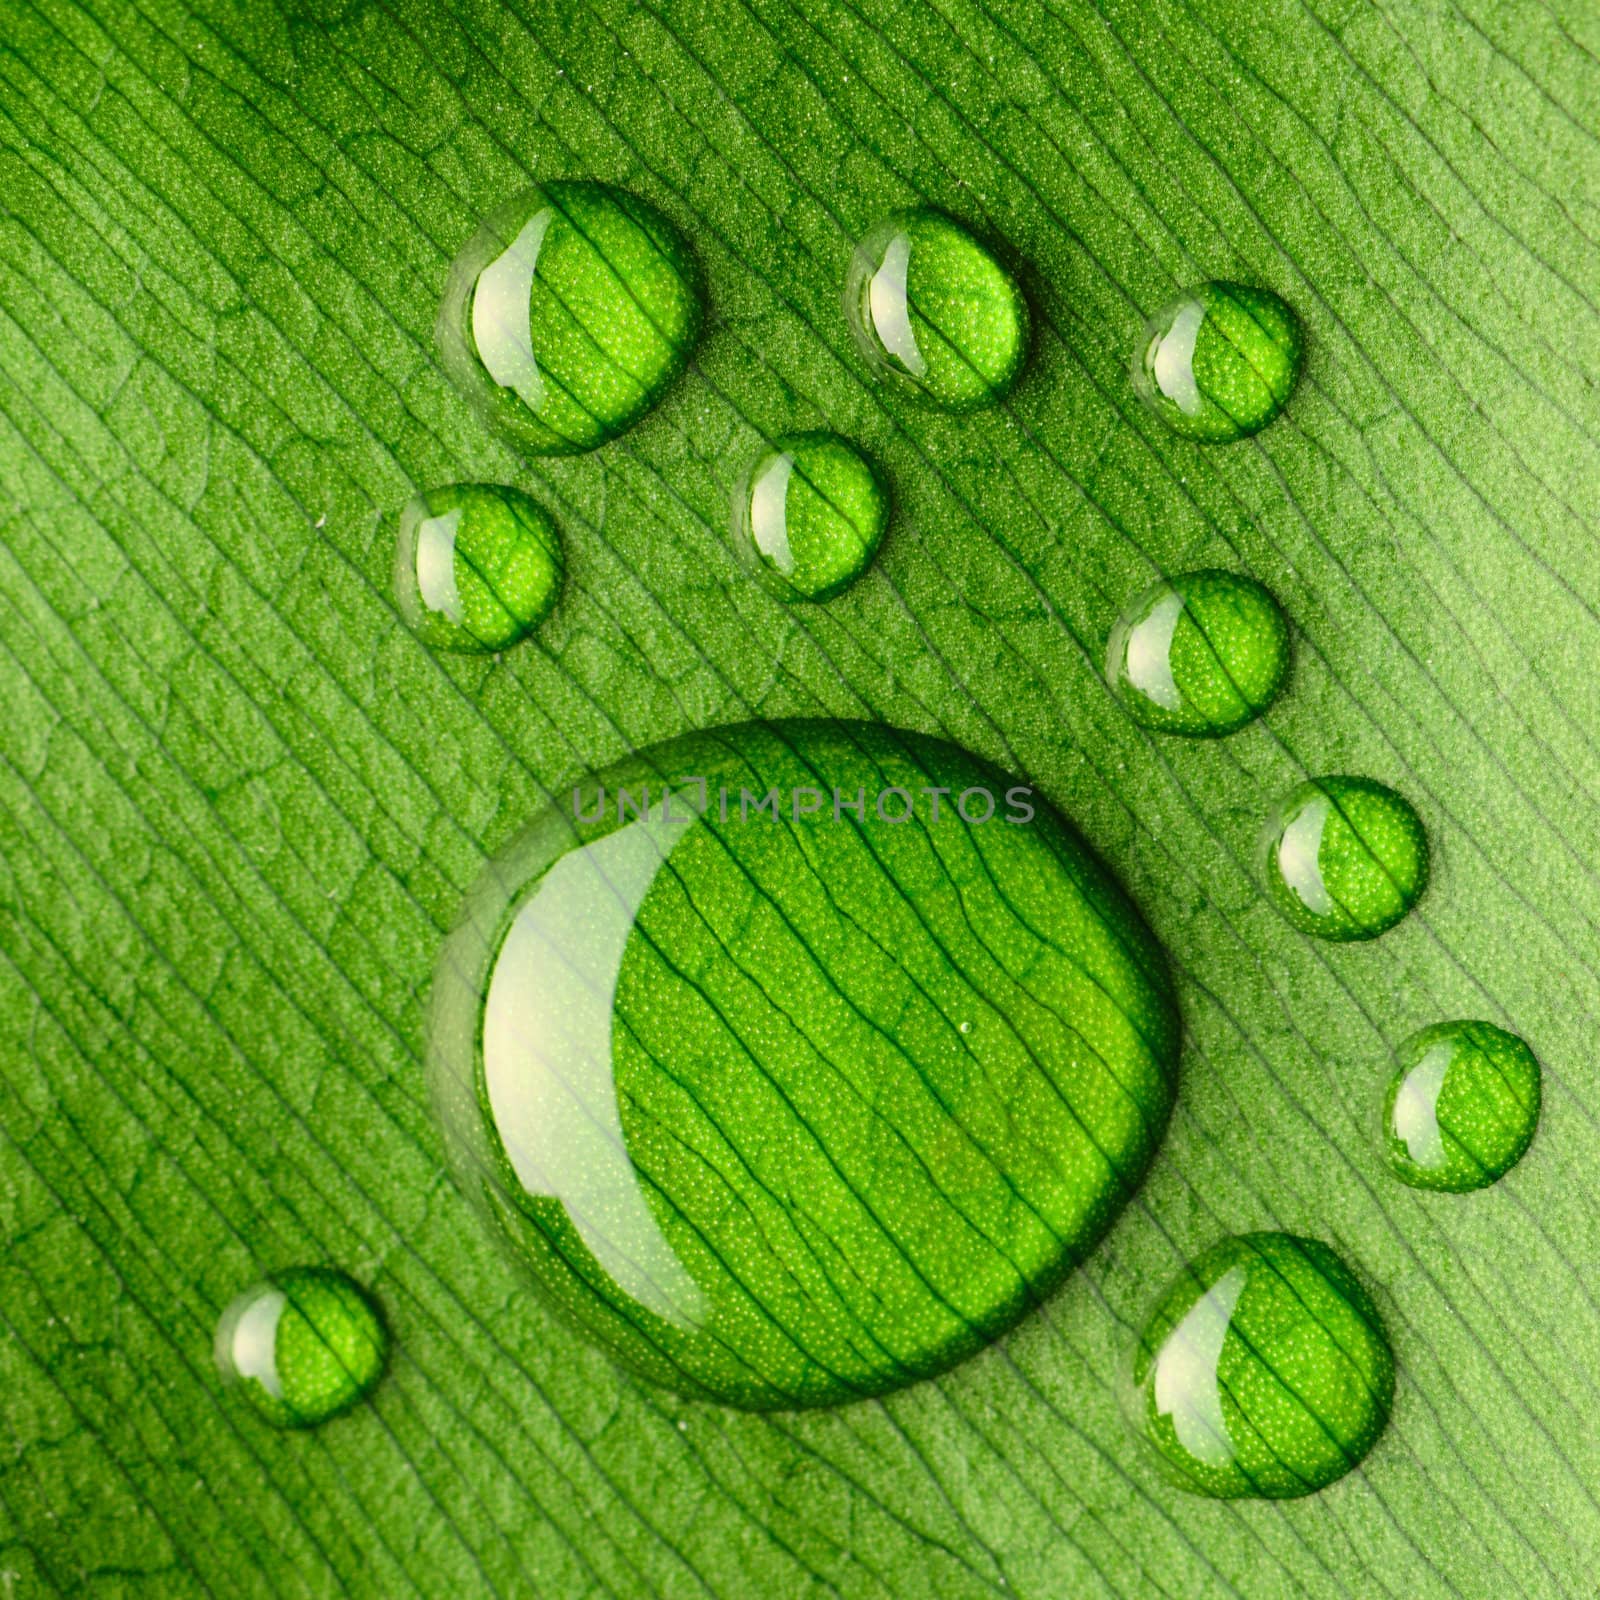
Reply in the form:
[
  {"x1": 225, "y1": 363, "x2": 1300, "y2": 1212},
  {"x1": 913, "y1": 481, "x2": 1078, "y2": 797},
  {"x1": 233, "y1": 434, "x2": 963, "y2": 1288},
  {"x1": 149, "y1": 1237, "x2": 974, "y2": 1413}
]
[
  {"x1": 732, "y1": 433, "x2": 890, "y2": 602},
  {"x1": 1133, "y1": 282, "x2": 1302, "y2": 442},
  {"x1": 1263, "y1": 776, "x2": 1428, "y2": 942},
  {"x1": 427, "y1": 720, "x2": 1179, "y2": 1409},
  {"x1": 1106, "y1": 570, "x2": 1290, "y2": 737},
  {"x1": 1384, "y1": 1021, "x2": 1541, "y2": 1192},
  {"x1": 395, "y1": 483, "x2": 563, "y2": 652},
  {"x1": 437, "y1": 182, "x2": 702, "y2": 455},
  {"x1": 845, "y1": 211, "x2": 1029, "y2": 412},
  {"x1": 215, "y1": 1268, "x2": 388, "y2": 1428},
  {"x1": 1130, "y1": 1233, "x2": 1393, "y2": 1498}
]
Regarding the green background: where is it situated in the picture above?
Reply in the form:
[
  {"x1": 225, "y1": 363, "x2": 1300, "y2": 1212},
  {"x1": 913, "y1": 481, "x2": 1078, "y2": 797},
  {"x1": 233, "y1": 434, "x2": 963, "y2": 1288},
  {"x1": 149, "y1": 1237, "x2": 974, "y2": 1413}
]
[{"x1": 2, "y1": 0, "x2": 1597, "y2": 1594}]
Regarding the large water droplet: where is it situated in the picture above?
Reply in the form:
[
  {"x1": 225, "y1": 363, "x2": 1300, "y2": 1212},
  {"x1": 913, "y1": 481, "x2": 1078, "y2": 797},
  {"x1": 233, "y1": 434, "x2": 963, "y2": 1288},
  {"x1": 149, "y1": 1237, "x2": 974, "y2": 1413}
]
[
  {"x1": 395, "y1": 483, "x2": 563, "y2": 652},
  {"x1": 437, "y1": 182, "x2": 702, "y2": 455},
  {"x1": 1131, "y1": 1232, "x2": 1393, "y2": 1498},
  {"x1": 1133, "y1": 282, "x2": 1302, "y2": 442},
  {"x1": 215, "y1": 1268, "x2": 388, "y2": 1428},
  {"x1": 1106, "y1": 570, "x2": 1289, "y2": 737},
  {"x1": 427, "y1": 720, "x2": 1179, "y2": 1409},
  {"x1": 845, "y1": 211, "x2": 1029, "y2": 412},
  {"x1": 732, "y1": 433, "x2": 889, "y2": 602},
  {"x1": 1384, "y1": 1021, "x2": 1541, "y2": 1192},
  {"x1": 1264, "y1": 776, "x2": 1428, "y2": 942}
]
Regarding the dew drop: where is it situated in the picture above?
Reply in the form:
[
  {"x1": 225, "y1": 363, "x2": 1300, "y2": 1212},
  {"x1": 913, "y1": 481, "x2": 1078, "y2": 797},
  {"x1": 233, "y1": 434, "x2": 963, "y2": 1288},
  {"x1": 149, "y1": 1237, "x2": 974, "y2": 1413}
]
[
  {"x1": 395, "y1": 483, "x2": 563, "y2": 653},
  {"x1": 215, "y1": 1268, "x2": 388, "y2": 1428},
  {"x1": 427, "y1": 720, "x2": 1179, "y2": 1409},
  {"x1": 732, "y1": 433, "x2": 889, "y2": 602},
  {"x1": 1130, "y1": 1232, "x2": 1393, "y2": 1498},
  {"x1": 1133, "y1": 282, "x2": 1302, "y2": 442},
  {"x1": 1383, "y1": 1020, "x2": 1540, "y2": 1192},
  {"x1": 1264, "y1": 775, "x2": 1428, "y2": 942},
  {"x1": 1106, "y1": 570, "x2": 1289, "y2": 738},
  {"x1": 845, "y1": 211, "x2": 1029, "y2": 412},
  {"x1": 437, "y1": 182, "x2": 702, "y2": 455}
]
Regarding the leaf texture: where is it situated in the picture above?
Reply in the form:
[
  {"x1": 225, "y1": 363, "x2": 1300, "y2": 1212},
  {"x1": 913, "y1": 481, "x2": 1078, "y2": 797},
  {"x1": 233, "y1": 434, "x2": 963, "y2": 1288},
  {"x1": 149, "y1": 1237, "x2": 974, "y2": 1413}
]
[{"x1": 2, "y1": 0, "x2": 1599, "y2": 1594}]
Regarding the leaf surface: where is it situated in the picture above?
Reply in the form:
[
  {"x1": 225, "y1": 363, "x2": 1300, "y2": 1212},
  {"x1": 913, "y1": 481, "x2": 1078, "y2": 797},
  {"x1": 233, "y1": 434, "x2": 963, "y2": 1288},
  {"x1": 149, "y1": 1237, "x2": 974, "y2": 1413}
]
[{"x1": 3, "y1": 0, "x2": 1599, "y2": 1594}]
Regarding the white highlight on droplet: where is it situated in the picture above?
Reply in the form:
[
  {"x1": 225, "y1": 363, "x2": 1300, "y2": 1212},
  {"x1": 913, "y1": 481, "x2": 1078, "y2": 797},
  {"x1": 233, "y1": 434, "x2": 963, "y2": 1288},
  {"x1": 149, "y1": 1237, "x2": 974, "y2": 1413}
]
[
  {"x1": 215, "y1": 1286, "x2": 287, "y2": 1398},
  {"x1": 748, "y1": 450, "x2": 797, "y2": 574},
  {"x1": 1121, "y1": 587, "x2": 1187, "y2": 713},
  {"x1": 415, "y1": 508, "x2": 465, "y2": 623},
  {"x1": 482, "y1": 794, "x2": 708, "y2": 1327},
  {"x1": 474, "y1": 207, "x2": 554, "y2": 409},
  {"x1": 1277, "y1": 795, "x2": 1333, "y2": 916},
  {"x1": 868, "y1": 231, "x2": 926, "y2": 378},
  {"x1": 1152, "y1": 1265, "x2": 1247, "y2": 1469},
  {"x1": 1150, "y1": 298, "x2": 1206, "y2": 416},
  {"x1": 1392, "y1": 1042, "x2": 1451, "y2": 1169}
]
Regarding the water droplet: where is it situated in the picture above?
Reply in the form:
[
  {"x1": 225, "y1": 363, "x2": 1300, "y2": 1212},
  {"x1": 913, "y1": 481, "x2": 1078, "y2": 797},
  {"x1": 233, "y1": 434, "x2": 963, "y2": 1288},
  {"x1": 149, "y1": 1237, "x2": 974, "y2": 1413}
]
[
  {"x1": 1131, "y1": 1232, "x2": 1393, "y2": 1499},
  {"x1": 215, "y1": 1268, "x2": 387, "y2": 1428},
  {"x1": 395, "y1": 483, "x2": 563, "y2": 652},
  {"x1": 1106, "y1": 570, "x2": 1290, "y2": 737},
  {"x1": 732, "y1": 433, "x2": 889, "y2": 602},
  {"x1": 1383, "y1": 1021, "x2": 1540, "y2": 1192},
  {"x1": 1264, "y1": 776, "x2": 1428, "y2": 942},
  {"x1": 427, "y1": 720, "x2": 1179, "y2": 1409},
  {"x1": 1133, "y1": 282, "x2": 1302, "y2": 442},
  {"x1": 437, "y1": 182, "x2": 702, "y2": 455},
  {"x1": 845, "y1": 211, "x2": 1029, "y2": 412}
]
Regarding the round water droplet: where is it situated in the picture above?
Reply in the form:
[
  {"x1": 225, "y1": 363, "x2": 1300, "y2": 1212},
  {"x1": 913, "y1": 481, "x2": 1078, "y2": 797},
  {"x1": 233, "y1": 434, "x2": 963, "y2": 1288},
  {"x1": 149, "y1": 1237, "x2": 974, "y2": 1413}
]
[
  {"x1": 1264, "y1": 776, "x2": 1428, "y2": 942},
  {"x1": 1131, "y1": 1232, "x2": 1393, "y2": 1499},
  {"x1": 427, "y1": 720, "x2": 1179, "y2": 1409},
  {"x1": 215, "y1": 1268, "x2": 387, "y2": 1428},
  {"x1": 1133, "y1": 282, "x2": 1302, "y2": 442},
  {"x1": 395, "y1": 483, "x2": 563, "y2": 652},
  {"x1": 437, "y1": 181, "x2": 702, "y2": 455},
  {"x1": 732, "y1": 433, "x2": 889, "y2": 602},
  {"x1": 845, "y1": 211, "x2": 1029, "y2": 412},
  {"x1": 1383, "y1": 1021, "x2": 1540, "y2": 1192},
  {"x1": 1106, "y1": 570, "x2": 1290, "y2": 738}
]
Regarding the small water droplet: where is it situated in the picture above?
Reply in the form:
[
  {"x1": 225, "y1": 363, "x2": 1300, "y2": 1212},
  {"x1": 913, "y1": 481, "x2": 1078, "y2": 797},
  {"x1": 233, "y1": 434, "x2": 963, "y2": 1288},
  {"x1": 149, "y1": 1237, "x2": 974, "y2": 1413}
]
[
  {"x1": 1106, "y1": 570, "x2": 1289, "y2": 737},
  {"x1": 437, "y1": 182, "x2": 702, "y2": 455},
  {"x1": 215, "y1": 1268, "x2": 388, "y2": 1428},
  {"x1": 1384, "y1": 1020, "x2": 1540, "y2": 1192},
  {"x1": 845, "y1": 211, "x2": 1029, "y2": 412},
  {"x1": 1130, "y1": 1232, "x2": 1393, "y2": 1498},
  {"x1": 395, "y1": 483, "x2": 563, "y2": 653},
  {"x1": 1133, "y1": 282, "x2": 1302, "y2": 442},
  {"x1": 427, "y1": 720, "x2": 1178, "y2": 1409},
  {"x1": 1263, "y1": 776, "x2": 1428, "y2": 941},
  {"x1": 732, "y1": 433, "x2": 889, "y2": 602}
]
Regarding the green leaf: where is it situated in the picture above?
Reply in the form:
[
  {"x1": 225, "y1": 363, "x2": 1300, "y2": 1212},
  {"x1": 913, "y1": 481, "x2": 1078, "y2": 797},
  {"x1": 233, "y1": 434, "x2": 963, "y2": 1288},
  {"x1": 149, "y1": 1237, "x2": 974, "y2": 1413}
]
[{"x1": 2, "y1": 0, "x2": 1598, "y2": 1594}]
